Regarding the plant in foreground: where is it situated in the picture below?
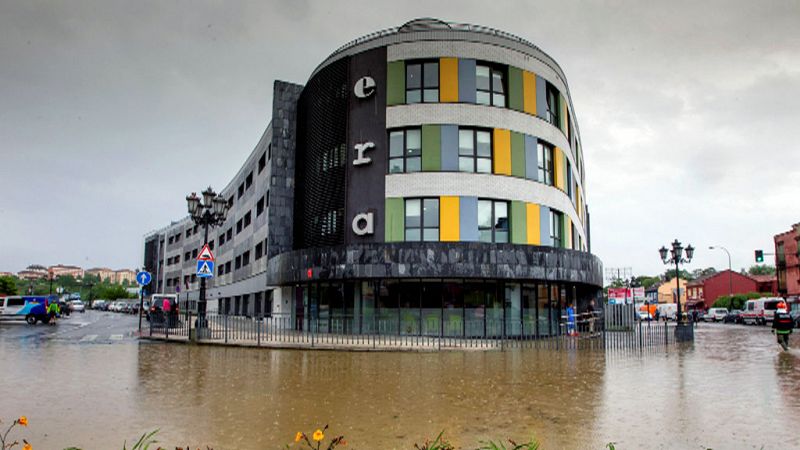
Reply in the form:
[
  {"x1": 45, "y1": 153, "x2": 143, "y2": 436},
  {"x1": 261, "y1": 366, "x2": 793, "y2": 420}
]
[
  {"x1": 0, "y1": 416, "x2": 31, "y2": 450},
  {"x1": 477, "y1": 438, "x2": 540, "y2": 450},
  {"x1": 414, "y1": 431, "x2": 455, "y2": 450},
  {"x1": 289, "y1": 425, "x2": 346, "y2": 450}
]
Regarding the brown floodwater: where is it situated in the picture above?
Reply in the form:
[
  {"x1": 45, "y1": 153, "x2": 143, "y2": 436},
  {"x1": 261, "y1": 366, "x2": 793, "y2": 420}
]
[{"x1": 1, "y1": 324, "x2": 798, "y2": 449}]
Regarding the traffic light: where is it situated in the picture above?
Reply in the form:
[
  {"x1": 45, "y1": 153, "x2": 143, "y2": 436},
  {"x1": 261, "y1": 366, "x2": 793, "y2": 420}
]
[{"x1": 755, "y1": 250, "x2": 764, "y2": 263}]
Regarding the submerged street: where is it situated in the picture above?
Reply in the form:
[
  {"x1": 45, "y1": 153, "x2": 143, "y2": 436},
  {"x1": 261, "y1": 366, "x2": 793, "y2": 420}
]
[{"x1": 1, "y1": 312, "x2": 798, "y2": 449}]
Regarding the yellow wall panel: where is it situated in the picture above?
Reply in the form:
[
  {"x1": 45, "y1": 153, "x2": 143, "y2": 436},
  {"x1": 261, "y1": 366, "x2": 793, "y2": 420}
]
[
  {"x1": 526, "y1": 203, "x2": 541, "y2": 245},
  {"x1": 523, "y1": 71, "x2": 536, "y2": 115},
  {"x1": 440, "y1": 196, "x2": 460, "y2": 241},
  {"x1": 493, "y1": 128, "x2": 511, "y2": 175},
  {"x1": 554, "y1": 147, "x2": 564, "y2": 190},
  {"x1": 565, "y1": 215, "x2": 573, "y2": 248},
  {"x1": 440, "y1": 57, "x2": 459, "y2": 103}
]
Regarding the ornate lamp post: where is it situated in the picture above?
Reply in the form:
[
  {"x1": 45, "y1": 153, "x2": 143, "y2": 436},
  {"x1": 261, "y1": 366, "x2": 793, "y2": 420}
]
[
  {"x1": 709, "y1": 245, "x2": 733, "y2": 309},
  {"x1": 48, "y1": 269, "x2": 55, "y2": 295},
  {"x1": 659, "y1": 239, "x2": 694, "y2": 323},
  {"x1": 186, "y1": 187, "x2": 228, "y2": 332}
]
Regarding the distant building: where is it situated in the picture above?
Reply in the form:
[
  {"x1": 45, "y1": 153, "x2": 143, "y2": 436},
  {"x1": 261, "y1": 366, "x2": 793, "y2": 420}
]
[
  {"x1": 114, "y1": 269, "x2": 136, "y2": 284},
  {"x1": 657, "y1": 278, "x2": 687, "y2": 307},
  {"x1": 775, "y1": 223, "x2": 799, "y2": 299},
  {"x1": 686, "y1": 270, "x2": 777, "y2": 310},
  {"x1": 17, "y1": 264, "x2": 48, "y2": 280},
  {"x1": 48, "y1": 264, "x2": 85, "y2": 279},
  {"x1": 0, "y1": 271, "x2": 14, "y2": 277},
  {"x1": 86, "y1": 267, "x2": 114, "y2": 282}
]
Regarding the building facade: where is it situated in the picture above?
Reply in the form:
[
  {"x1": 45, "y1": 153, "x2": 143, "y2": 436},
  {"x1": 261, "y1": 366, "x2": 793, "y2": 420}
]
[
  {"x1": 657, "y1": 278, "x2": 687, "y2": 307},
  {"x1": 48, "y1": 265, "x2": 85, "y2": 279},
  {"x1": 686, "y1": 270, "x2": 777, "y2": 310},
  {"x1": 775, "y1": 224, "x2": 800, "y2": 299},
  {"x1": 143, "y1": 19, "x2": 603, "y2": 337}
]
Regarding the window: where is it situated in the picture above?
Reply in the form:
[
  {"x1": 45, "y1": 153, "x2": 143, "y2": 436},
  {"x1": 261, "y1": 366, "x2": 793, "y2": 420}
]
[
  {"x1": 185, "y1": 229, "x2": 191, "y2": 238},
  {"x1": 235, "y1": 255, "x2": 242, "y2": 270},
  {"x1": 242, "y1": 251, "x2": 250, "y2": 267},
  {"x1": 244, "y1": 211, "x2": 251, "y2": 228},
  {"x1": 227, "y1": 197, "x2": 234, "y2": 208},
  {"x1": 245, "y1": 171, "x2": 253, "y2": 190},
  {"x1": 406, "y1": 61, "x2": 439, "y2": 103},
  {"x1": 458, "y1": 129, "x2": 492, "y2": 173},
  {"x1": 174, "y1": 234, "x2": 180, "y2": 243},
  {"x1": 238, "y1": 183, "x2": 244, "y2": 199},
  {"x1": 168, "y1": 236, "x2": 173, "y2": 245},
  {"x1": 546, "y1": 83, "x2": 560, "y2": 126},
  {"x1": 405, "y1": 198, "x2": 439, "y2": 241},
  {"x1": 219, "y1": 233, "x2": 225, "y2": 246},
  {"x1": 566, "y1": 160, "x2": 573, "y2": 200},
  {"x1": 267, "y1": 143, "x2": 272, "y2": 160},
  {"x1": 191, "y1": 274, "x2": 196, "y2": 283},
  {"x1": 225, "y1": 261, "x2": 231, "y2": 273},
  {"x1": 255, "y1": 242, "x2": 263, "y2": 260},
  {"x1": 218, "y1": 263, "x2": 225, "y2": 276},
  {"x1": 265, "y1": 190, "x2": 269, "y2": 207},
  {"x1": 476, "y1": 64, "x2": 506, "y2": 107},
  {"x1": 256, "y1": 195, "x2": 265, "y2": 216},
  {"x1": 478, "y1": 200, "x2": 509, "y2": 243},
  {"x1": 191, "y1": 249, "x2": 198, "y2": 258},
  {"x1": 258, "y1": 152, "x2": 266, "y2": 173},
  {"x1": 537, "y1": 142, "x2": 554, "y2": 186},
  {"x1": 226, "y1": 228, "x2": 232, "y2": 240},
  {"x1": 209, "y1": 241, "x2": 214, "y2": 250},
  {"x1": 236, "y1": 219, "x2": 243, "y2": 234},
  {"x1": 388, "y1": 128, "x2": 421, "y2": 173},
  {"x1": 550, "y1": 210, "x2": 563, "y2": 247},
  {"x1": 184, "y1": 251, "x2": 190, "y2": 261}
]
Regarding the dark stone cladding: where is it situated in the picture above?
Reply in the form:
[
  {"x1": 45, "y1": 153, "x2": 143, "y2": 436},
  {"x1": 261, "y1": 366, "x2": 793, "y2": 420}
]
[
  {"x1": 266, "y1": 242, "x2": 603, "y2": 287},
  {"x1": 267, "y1": 80, "x2": 304, "y2": 260}
]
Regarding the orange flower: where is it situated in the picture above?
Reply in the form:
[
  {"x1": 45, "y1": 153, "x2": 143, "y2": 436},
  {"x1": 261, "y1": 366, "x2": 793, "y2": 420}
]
[
  {"x1": 18, "y1": 416, "x2": 28, "y2": 426},
  {"x1": 295, "y1": 432, "x2": 304, "y2": 443},
  {"x1": 312, "y1": 429, "x2": 324, "y2": 442}
]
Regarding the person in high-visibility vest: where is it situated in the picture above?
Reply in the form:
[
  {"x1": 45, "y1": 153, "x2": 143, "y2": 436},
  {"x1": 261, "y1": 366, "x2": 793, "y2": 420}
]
[
  {"x1": 772, "y1": 302, "x2": 793, "y2": 351},
  {"x1": 47, "y1": 301, "x2": 60, "y2": 325}
]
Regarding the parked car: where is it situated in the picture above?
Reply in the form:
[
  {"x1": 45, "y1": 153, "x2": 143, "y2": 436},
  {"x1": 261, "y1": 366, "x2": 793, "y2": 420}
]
[
  {"x1": 0, "y1": 296, "x2": 53, "y2": 324},
  {"x1": 705, "y1": 307, "x2": 729, "y2": 322},
  {"x1": 92, "y1": 300, "x2": 107, "y2": 310},
  {"x1": 742, "y1": 298, "x2": 783, "y2": 325},
  {"x1": 69, "y1": 300, "x2": 86, "y2": 313},
  {"x1": 723, "y1": 309, "x2": 742, "y2": 324}
]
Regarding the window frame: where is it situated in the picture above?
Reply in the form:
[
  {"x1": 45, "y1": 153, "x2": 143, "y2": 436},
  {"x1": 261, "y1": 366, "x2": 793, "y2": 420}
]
[
  {"x1": 388, "y1": 128, "x2": 422, "y2": 174},
  {"x1": 458, "y1": 128, "x2": 493, "y2": 174},
  {"x1": 404, "y1": 198, "x2": 440, "y2": 242},
  {"x1": 546, "y1": 82, "x2": 560, "y2": 126},
  {"x1": 537, "y1": 142, "x2": 554, "y2": 186},
  {"x1": 478, "y1": 199, "x2": 510, "y2": 243},
  {"x1": 476, "y1": 63, "x2": 507, "y2": 107},
  {"x1": 550, "y1": 210, "x2": 563, "y2": 248},
  {"x1": 405, "y1": 60, "x2": 439, "y2": 104}
]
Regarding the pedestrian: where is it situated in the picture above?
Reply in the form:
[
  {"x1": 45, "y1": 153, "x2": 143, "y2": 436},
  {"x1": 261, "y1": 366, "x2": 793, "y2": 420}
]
[
  {"x1": 566, "y1": 303, "x2": 576, "y2": 336},
  {"x1": 162, "y1": 297, "x2": 172, "y2": 327},
  {"x1": 47, "y1": 300, "x2": 60, "y2": 325},
  {"x1": 772, "y1": 302, "x2": 794, "y2": 351},
  {"x1": 587, "y1": 299, "x2": 596, "y2": 334},
  {"x1": 654, "y1": 308, "x2": 661, "y2": 322}
]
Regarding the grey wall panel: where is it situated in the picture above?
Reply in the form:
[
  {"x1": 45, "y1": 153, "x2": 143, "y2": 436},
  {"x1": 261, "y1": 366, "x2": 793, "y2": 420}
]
[
  {"x1": 540, "y1": 205, "x2": 551, "y2": 246},
  {"x1": 459, "y1": 196, "x2": 478, "y2": 241},
  {"x1": 441, "y1": 125, "x2": 459, "y2": 171},
  {"x1": 536, "y1": 75, "x2": 547, "y2": 120},
  {"x1": 458, "y1": 59, "x2": 476, "y2": 103},
  {"x1": 525, "y1": 135, "x2": 538, "y2": 181}
]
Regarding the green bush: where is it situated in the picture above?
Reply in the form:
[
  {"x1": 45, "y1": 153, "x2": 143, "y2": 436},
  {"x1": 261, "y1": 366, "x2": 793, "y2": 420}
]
[{"x1": 713, "y1": 292, "x2": 763, "y2": 310}]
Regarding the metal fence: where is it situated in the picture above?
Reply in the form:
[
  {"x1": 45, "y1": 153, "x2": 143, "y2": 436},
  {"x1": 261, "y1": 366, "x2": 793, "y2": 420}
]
[{"x1": 143, "y1": 303, "x2": 691, "y2": 351}]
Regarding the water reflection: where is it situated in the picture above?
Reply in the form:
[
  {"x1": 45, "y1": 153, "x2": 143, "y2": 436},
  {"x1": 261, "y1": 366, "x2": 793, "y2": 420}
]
[{"x1": 1, "y1": 326, "x2": 799, "y2": 449}]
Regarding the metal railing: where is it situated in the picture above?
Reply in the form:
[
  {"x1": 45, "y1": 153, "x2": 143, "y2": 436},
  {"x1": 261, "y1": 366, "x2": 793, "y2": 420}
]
[{"x1": 144, "y1": 304, "x2": 691, "y2": 351}]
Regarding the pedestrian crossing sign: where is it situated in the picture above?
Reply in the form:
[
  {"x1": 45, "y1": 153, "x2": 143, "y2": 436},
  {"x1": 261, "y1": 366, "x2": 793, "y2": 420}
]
[{"x1": 196, "y1": 260, "x2": 215, "y2": 278}]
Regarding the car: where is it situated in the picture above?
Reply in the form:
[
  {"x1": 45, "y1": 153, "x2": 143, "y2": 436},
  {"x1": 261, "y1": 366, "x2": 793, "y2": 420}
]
[
  {"x1": 0, "y1": 296, "x2": 53, "y2": 324},
  {"x1": 69, "y1": 300, "x2": 86, "y2": 313},
  {"x1": 92, "y1": 300, "x2": 107, "y2": 310},
  {"x1": 723, "y1": 309, "x2": 742, "y2": 324},
  {"x1": 637, "y1": 311, "x2": 652, "y2": 321},
  {"x1": 742, "y1": 298, "x2": 783, "y2": 325},
  {"x1": 705, "y1": 307, "x2": 728, "y2": 322},
  {"x1": 109, "y1": 302, "x2": 122, "y2": 312}
]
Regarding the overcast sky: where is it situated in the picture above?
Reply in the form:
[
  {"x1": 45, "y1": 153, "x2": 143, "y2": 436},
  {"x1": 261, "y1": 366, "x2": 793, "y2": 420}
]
[{"x1": 1, "y1": 0, "x2": 798, "y2": 278}]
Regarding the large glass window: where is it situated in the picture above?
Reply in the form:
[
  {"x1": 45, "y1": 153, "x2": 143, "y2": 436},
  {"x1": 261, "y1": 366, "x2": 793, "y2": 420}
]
[
  {"x1": 458, "y1": 129, "x2": 492, "y2": 173},
  {"x1": 405, "y1": 198, "x2": 439, "y2": 242},
  {"x1": 478, "y1": 199, "x2": 509, "y2": 243},
  {"x1": 546, "y1": 83, "x2": 560, "y2": 126},
  {"x1": 537, "y1": 142, "x2": 554, "y2": 186},
  {"x1": 389, "y1": 128, "x2": 421, "y2": 173},
  {"x1": 566, "y1": 160, "x2": 573, "y2": 200},
  {"x1": 406, "y1": 61, "x2": 439, "y2": 103},
  {"x1": 550, "y1": 210, "x2": 563, "y2": 248},
  {"x1": 476, "y1": 64, "x2": 506, "y2": 106}
]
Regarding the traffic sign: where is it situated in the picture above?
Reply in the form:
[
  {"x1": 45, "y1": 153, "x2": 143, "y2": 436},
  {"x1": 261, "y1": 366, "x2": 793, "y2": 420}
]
[
  {"x1": 197, "y1": 244, "x2": 215, "y2": 261},
  {"x1": 197, "y1": 260, "x2": 214, "y2": 278},
  {"x1": 136, "y1": 271, "x2": 152, "y2": 286}
]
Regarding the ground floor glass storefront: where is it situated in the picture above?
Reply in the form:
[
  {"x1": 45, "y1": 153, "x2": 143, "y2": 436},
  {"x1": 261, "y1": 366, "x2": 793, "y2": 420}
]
[{"x1": 295, "y1": 280, "x2": 594, "y2": 337}]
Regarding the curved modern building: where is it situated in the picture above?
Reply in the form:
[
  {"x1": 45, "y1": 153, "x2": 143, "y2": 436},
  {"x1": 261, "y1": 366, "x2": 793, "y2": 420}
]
[{"x1": 143, "y1": 19, "x2": 603, "y2": 337}]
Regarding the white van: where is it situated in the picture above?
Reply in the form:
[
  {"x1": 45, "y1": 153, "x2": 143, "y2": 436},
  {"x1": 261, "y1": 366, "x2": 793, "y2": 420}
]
[
  {"x1": 656, "y1": 303, "x2": 677, "y2": 320},
  {"x1": 741, "y1": 298, "x2": 783, "y2": 325}
]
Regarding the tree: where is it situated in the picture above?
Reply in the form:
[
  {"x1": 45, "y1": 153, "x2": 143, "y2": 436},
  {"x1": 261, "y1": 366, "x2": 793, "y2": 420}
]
[
  {"x1": 634, "y1": 275, "x2": 661, "y2": 289},
  {"x1": 0, "y1": 276, "x2": 18, "y2": 295},
  {"x1": 713, "y1": 292, "x2": 763, "y2": 310},
  {"x1": 663, "y1": 269, "x2": 693, "y2": 281},
  {"x1": 92, "y1": 284, "x2": 135, "y2": 301},
  {"x1": 748, "y1": 265, "x2": 776, "y2": 276}
]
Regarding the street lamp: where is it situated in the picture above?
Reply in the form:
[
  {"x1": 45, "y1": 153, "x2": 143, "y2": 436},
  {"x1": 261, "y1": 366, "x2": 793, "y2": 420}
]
[
  {"x1": 709, "y1": 245, "x2": 733, "y2": 310},
  {"x1": 48, "y1": 269, "x2": 55, "y2": 295},
  {"x1": 659, "y1": 239, "x2": 694, "y2": 323},
  {"x1": 186, "y1": 186, "x2": 228, "y2": 332}
]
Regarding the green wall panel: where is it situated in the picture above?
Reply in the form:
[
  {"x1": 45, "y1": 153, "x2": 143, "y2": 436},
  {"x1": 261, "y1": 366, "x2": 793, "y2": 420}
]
[
  {"x1": 508, "y1": 66, "x2": 523, "y2": 111},
  {"x1": 385, "y1": 198, "x2": 405, "y2": 242},
  {"x1": 421, "y1": 125, "x2": 441, "y2": 171},
  {"x1": 511, "y1": 131, "x2": 525, "y2": 178},
  {"x1": 511, "y1": 201, "x2": 527, "y2": 244},
  {"x1": 387, "y1": 61, "x2": 405, "y2": 106}
]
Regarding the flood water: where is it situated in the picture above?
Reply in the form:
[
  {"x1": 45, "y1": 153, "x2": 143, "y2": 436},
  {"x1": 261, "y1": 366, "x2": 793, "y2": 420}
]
[{"x1": 1, "y1": 323, "x2": 798, "y2": 449}]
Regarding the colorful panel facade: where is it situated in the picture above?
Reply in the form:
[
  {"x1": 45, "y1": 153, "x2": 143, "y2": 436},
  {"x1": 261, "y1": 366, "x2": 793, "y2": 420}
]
[
  {"x1": 510, "y1": 201, "x2": 526, "y2": 244},
  {"x1": 493, "y1": 128, "x2": 511, "y2": 175},
  {"x1": 526, "y1": 203, "x2": 541, "y2": 245},
  {"x1": 524, "y1": 134, "x2": 538, "y2": 181},
  {"x1": 457, "y1": 59, "x2": 477, "y2": 103},
  {"x1": 439, "y1": 57, "x2": 459, "y2": 103},
  {"x1": 459, "y1": 196, "x2": 479, "y2": 241},
  {"x1": 508, "y1": 66, "x2": 524, "y2": 111},
  {"x1": 440, "y1": 196, "x2": 460, "y2": 241},
  {"x1": 387, "y1": 61, "x2": 405, "y2": 106},
  {"x1": 422, "y1": 125, "x2": 441, "y2": 171},
  {"x1": 385, "y1": 197, "x2": 404, "y2": 242},
  {"x1": 523, "y1": 70, "x2": 537, "y2": 115},
  {"x1": 440, "y1": 125, "x2": 459, "y2": 171}
]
